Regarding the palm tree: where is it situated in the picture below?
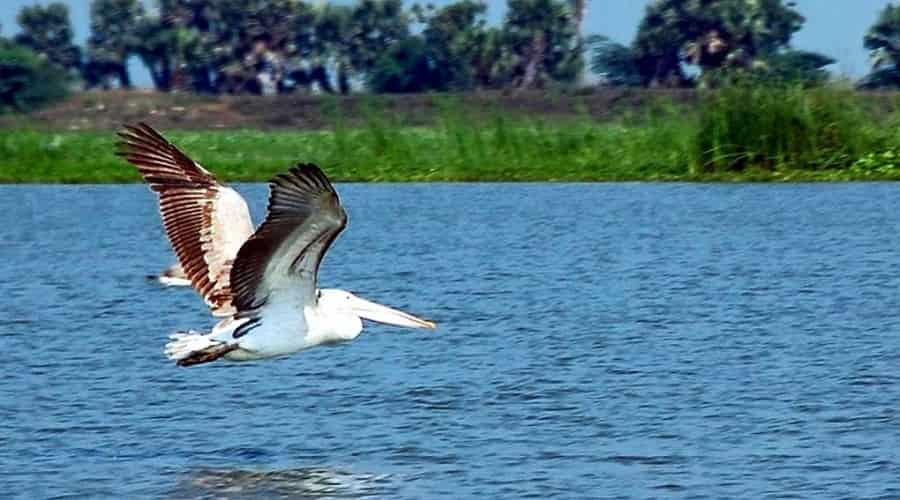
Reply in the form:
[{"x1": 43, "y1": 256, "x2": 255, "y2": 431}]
[
  {"x1": 861, "y1": 3, "x2": 900, "y2": 88},
  {"x1": 505, "y1": 0, "x2": 577, "y2": 89},
  {"x1": 86, "y1": 0, "x2": 145, "y2": 89},
  {"x1": 569, "y1": 0, "x2": 587, "y2": 85},
  {"x1": 865, "y1": 4, "x2": 900, "y2": 70},
  {"x1": 14, "y1": 3, "x2": 81, "y2": 73},
  {"x1": 632, "y1": 1, "x2": 688, "y2": 86},
  {"x1": 631, "y1": 0, "x2": 805, "y2": 87}
]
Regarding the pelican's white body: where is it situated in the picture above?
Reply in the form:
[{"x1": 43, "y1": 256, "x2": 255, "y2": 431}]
[{"x1": 166, "y1": 289, "x2": 364, "y2": 362}]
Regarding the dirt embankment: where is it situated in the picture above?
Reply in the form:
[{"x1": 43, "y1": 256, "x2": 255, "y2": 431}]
[
  {"x1": 0, "y1": 88, "x2": 700, "y2": 131},
  {"x1": 6, "y1": 88, "x2": 899, "y2": 131}
]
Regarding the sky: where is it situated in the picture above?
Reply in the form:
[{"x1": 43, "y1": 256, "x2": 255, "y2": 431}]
[{"x1": 0, "y1": 0, "x2": 893, "y2": 85}]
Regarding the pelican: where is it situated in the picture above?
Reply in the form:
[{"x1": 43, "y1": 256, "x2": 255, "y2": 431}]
[
  {"x1": 151, "y1": 262, "x2": 191, "y2": 287},
  {"x1": 118, "y1": 123, "x2": 436, "y2": 366}
]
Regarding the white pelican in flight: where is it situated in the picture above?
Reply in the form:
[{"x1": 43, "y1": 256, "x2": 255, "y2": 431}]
[
  {"x1": 151, "y1": 262, "x2": 191, "y2": 287},
  {"x1": 119, "y1": 123, "x2": 436, "y2": 366}
]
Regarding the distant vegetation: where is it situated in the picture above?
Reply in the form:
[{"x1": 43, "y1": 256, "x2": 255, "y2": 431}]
[
  {"x1": 4, "y1": 1, "x2": 900, "y2": 183},
  {"x1": 0, "y1": 40, "x2": 71, "y2": 113},
  {"x1": 1, "y1": 0, "x2": 900, "y2": 113},
  {"x1": 4, "y1": 85, "x2": 900, "y2": 183}
]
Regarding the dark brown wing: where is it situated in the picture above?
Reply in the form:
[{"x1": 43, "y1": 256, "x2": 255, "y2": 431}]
[
  {"x1": 118, "y1": 122, "x2": 254, "y2": 316},
  {"x1": 229, "y1": 164, "x2": 347, "y2": 314}
]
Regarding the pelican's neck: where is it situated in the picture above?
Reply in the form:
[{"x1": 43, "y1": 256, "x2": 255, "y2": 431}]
[{"x1": 309, "y1": 290, "x2": 363, "y2": 343}]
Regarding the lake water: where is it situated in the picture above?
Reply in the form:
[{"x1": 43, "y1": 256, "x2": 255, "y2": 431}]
[{"x1": 2, "y1": 183, "x2": 900, "y2": 499}]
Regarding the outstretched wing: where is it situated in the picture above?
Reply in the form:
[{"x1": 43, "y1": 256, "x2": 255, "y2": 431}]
[
  {"x1": 118, "y1": 122, "x2": 254, "y2": 316},
  {"x1": 229, "y1": 164, "x2": 347, "y2": 316}
]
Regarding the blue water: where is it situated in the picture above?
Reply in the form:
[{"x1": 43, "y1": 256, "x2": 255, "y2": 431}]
[{"x1": 2, "y1": 183, "x2": 900, "y2": 499}]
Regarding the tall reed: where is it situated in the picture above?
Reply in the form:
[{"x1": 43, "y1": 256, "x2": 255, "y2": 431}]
[{"x1": 692, "y1": 83, "x2": 883, "y2": 173}]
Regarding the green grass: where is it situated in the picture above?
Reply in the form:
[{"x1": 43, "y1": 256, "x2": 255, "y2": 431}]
[
  {"x1": 693, "y1": 83, "x2": 886, "y2": 173},
  {"x1": 4, "y1": 85, "x2": 900, "y2": 183},
  {"x1": 0, "y1": 115, "x2": 699, "y2": 183}
]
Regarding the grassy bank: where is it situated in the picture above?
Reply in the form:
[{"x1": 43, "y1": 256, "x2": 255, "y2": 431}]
[{"x1": 4, "y1": 85, "x2": 900, "y2": 183}]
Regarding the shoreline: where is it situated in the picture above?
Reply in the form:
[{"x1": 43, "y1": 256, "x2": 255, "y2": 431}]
[{"x1": 4, "y1": 172, "x2": 899, "y2": 184}]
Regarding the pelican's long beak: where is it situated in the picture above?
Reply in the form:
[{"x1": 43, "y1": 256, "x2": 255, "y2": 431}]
[{"x1": 350, "y1": 296, "x2": 437, "y2": 330}]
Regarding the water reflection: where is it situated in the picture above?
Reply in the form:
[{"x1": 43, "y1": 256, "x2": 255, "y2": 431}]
[{"x1": 171, "y1": 466, "x2": 394, "y2": 499}]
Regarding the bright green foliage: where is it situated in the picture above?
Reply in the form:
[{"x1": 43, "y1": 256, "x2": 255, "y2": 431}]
[
  {"x1": 850, "y1": 149, "x2": 900, "y2": 178},
  {"x1": 0, "y1": 41, "x2": 70, "y2": 112},
  {"x1": 0, "y1": 113, "x2": 694, "y2": 183},
  {"x1": 14, "y1": 3, "x2": 81, "y2": 72},
  {"x1": 693, "y1": 83, "x2": 879, "y2": 173}
]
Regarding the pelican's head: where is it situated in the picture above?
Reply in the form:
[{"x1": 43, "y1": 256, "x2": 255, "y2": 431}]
[{"x1": 318, "y1": 289, "x2": 436, "y2": 340}]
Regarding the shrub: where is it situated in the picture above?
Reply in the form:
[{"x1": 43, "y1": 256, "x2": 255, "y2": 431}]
[
  {"x1": 850, "y1": 149, "x2": 900, "y2": 177},
  {"x1": 0, "y1": 40, "x2": 70, "y2": 113}
]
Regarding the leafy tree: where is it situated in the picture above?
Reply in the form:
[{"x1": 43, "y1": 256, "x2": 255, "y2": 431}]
[
  {"x1": 627, "y1": 0, "x2": 805, "y2": 87},
  {"x1": 158, "y1": 0, "x2": 219, "y2": 92},
  {"x1": 0, "y1": 40, "x2": 69, "y2": 112},
  {"x1": 368, "y1": 36, "x2": 449, "y2": 92},
  {"x1": 85, "y1": 0, "x2": 145, "y2": 89},
  {"x1": 309, "y1": 3, "x2": 354, "y2": 93},
  {"x1": 304, "y1": 0, "x2": 410, "y2": 94},
  {"x1": 504, "y1": 0, "x2": 579, "y2": 89},
  {"x1": 419, "y1": 0, "x2": 489, "y2": 90},
  {"x1": 348, "y1": 0, "x2": 410, "y2": 78},
  {"x1": 690, "y1": 0, "x2": 804, "y2": 77},
  {"x1": 861, "y1": 3, "x2": 900, "y2": 89},
  {"x1": 133, "y1": 15, "x2": 176, "y2": 91},
  {"x1": 14, "y1": 3, "x2": 81, "y2": 73},
  {"x1": 86, "y1": 0, "x2": 586, "y2": 94},
  {"x1": 569, "y1": 0, "x2": 587, "y2": 84},
  {"x1": 413, "y1": 1, "x2": 521, "y2": 90},
  {"x1": 631, "y1": 1, "x2": 690, "y2": 86},
  {"x1": 467, "y1": 26, "x2": 518, "y2": 88},
  {"x1": 133, "y1": 0, "x2": 340, "y2": 94},
  {"x1": 214, "y1": 0, "x2": 314, "y2": 93},
  {"x1": 586, "y1": 35, "x2": 643, "y2": 86},
  {"x1": 757, "y1": 50, "x2": 834, "y2": 85}
]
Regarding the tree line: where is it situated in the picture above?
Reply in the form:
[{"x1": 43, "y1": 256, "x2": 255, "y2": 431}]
[
  {"x1": 4, "y1": 0, "x2": 900, "y2": 111},
  {"x1": 2, "y1": 0, "x2": 585, "y2": 97}
]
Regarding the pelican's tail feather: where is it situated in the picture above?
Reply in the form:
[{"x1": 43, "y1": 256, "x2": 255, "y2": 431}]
[{"x1": 165, "y1": 331, "x2": 237, "y2": 367}]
